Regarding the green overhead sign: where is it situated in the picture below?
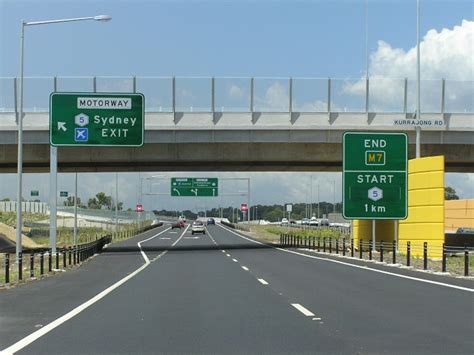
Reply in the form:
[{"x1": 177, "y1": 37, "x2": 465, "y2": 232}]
[
  {"x1": 343, "y1": 132, "x2": 408, "y2": 220},
  {"x1": 50, "y1": 92, "x2": 144, "y2": 147},
  {"x1": 30, "y1": 190, "x2": 39, "y2": 197},
  {"x1": 60, "y1": 191, "x2": 68, "y2": 197},
  {"x1": 171, "y1": 178, "x2": 218, "y2": 197}
]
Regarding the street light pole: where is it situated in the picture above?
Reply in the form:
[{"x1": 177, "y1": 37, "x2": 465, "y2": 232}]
[
  {"x1": 416, "y1": 0, "x2": 421, "y2": 158},
  {"x1": 15, "y1": 15, "x2": 111, "y2": 262}
]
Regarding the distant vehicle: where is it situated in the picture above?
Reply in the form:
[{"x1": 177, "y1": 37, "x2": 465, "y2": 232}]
[
  {"x1": 191, "y1": 221, "x2": 206, "y2": 235},
  {"x1": 207, "y1": 218, "x2": 215, "y2": 225},
  {"x1": 280, "y1": 218, "x2": 289, "y2": 226},
  {"x1": 319, "y1": 218, "x2": 330, "y2": 227},
  {"x1": 172, "y1": 220, "x2": 185, "y2": 229},
  {"x1": 301, "y1": 218, "x2": 310, "y2": 225},
  {"x1": 179, "y1": 215, "x2": 186, "y2": 223},
  {"x1": 289, "y1": 220, "x2": 296, "y2": 224},
  {"x1": 309, "y1": 217, "x2": 319, "y2": 226},
  {"x1": 456, "y1": 227, "x2": 474, "y2": 234}
]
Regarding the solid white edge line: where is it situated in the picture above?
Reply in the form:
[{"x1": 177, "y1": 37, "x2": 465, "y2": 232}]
[
  {"x1": 291, "y1": 303, "x2": 315, "y2": 317},
  {"x1": 216, "y1": 223, "x2": 474, "y2": 293},
  {"x1": 242, "y1": 266, "x2": 249, "y2": 271},
  {"x1": 258, "y1": 278, "x2": 269, "y2": 285},
  {"x1": 1, "y1": 226, "x2": 184, "y2": 355}
]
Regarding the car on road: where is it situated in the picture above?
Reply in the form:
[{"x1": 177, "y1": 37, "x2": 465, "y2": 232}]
[
  {"x1": 172, "y1": 220, "x2": 185, "y2": 229},
  {"x1": 309, "y1": 217, "x2": 319, "y2": 226},
  {"x1": 301, "y1": 218, "x2": 310, "y2": 225},
  {"x1": 179, "y1": 215, "x2": 186, "y2": 223},
  {"x1": 191, "y1": 221, "x2": 206, "y2": 235},
  {"x1": 319, "y1": 218, "x2": 330, "y2": 227},
  {"x1": 207, "y1": 218, "x2": 215, "y2": 225},
  {"x1": 280, "y1": 218, "x2": 289, "y2": 226}
]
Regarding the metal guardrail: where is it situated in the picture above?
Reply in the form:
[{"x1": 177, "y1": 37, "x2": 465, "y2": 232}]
[
  {"x1": 0, "y1": 76, "x2": 472, "y2": 114},
  {"x1": 279, "y1": 234, "x2": 473, "y2": 277}
]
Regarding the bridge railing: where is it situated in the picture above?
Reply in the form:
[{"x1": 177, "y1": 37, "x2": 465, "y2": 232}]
[{"x1": 0, "y1": 76, "x2": 472, "y2": 114}]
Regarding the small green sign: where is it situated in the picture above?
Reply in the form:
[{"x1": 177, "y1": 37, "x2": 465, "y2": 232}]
[
  {"x1": 30, "y1": 190, "x2": 39, "y2": 197},
  {"x1": 171, "y1": 178, "x2": 218, "y2": 197},
  {"x1": 60, "y1": 191, "x2": 68, "y2": 197},
  {"x1": 343, "y1": 132, "x2": 407, "y2": 220},
  {"x1": 50, "y1": 92, "x2": 144, "y2": 147}
]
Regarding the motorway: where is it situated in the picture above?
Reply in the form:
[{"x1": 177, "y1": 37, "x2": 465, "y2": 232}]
[{"x1": 0, "y1": 223, "x2": 473, "y2": 354}]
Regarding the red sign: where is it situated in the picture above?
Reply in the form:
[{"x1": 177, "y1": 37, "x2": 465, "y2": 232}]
[
  {"x1": 240, "y1": 203, "x2": 248, "y2": 212},
  {"x1": 136, "y1": 204, "x2": 144, "y2": 213}
]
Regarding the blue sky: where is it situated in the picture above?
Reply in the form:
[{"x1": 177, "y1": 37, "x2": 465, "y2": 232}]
[
  {"x1": 1, "y1": 0, "x2": 472, "y2": 77},
  {"x1": 0, "y1": 0, "x2": 472, "y2": 211}
]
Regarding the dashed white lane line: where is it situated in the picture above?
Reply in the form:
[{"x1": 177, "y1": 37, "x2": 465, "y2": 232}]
[
  {"x1": 258, "y1": 278, "x2": 269, "y2": 285},
  {"x1": 216, "y1": 223, "x2": 474, "y2": 293},
  {"x1": 1, "y1": 226, "x2": 184, "y2": 355},
  {"x1": 291, "y1": 303, "x2": 315, "y2": 317},
  {"x1": 232, "y1": 258, "x2": 238, "y2": 262},
  {"x1": 226, "y1": 254, "x2": 231, "y2": 257},
  {"x1": 222, "y1": 250, "x2": 226, "y2": 253},
  {"x1": 242, "y1": 266, "x2": 249, "y2": 271},
  {"x1": 159, "y1": 237, "x2": 171, "y2": 240}
]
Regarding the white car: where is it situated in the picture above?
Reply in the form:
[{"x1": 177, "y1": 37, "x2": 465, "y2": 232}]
[
  {"x1": 309, "y1": 217, "x2": 319, "y2": 226},
  {"x1": 280, "y1": 218, "x2": 289, "y2": 226},
  {"x1": 191, "y1": 221, "x2": 205, "y2": 235}
]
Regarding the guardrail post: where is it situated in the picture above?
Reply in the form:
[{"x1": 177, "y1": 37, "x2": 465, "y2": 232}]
[
  {"x1": 56, "y1": 251, "x2": 59, "y2": 270},
  {"x1": 5, "y1": 254, "x2": 10, "y2": 284},
  {"x1": 48, "y1": 250, "x2": 52, "y2": 272},
  {"x1": 351, "y1": 239, "x2": 354, "y2": 257},
  {"x1": 18, "y1": 252, "x2": 23, "y2": 281},
  {"x1": 30, "y1": 253, "x2": 34, "y2": 278},
  {"x1": 392, "y1": 240, "x2": 396, "y2": 264},
  {"x1": 68, "y1": 247, "x2": 72, "y2": 266},
  {"x1": 442, "y1": 243, "x2": 447, "y2": 272},
  {"x1": 317, "y1": 238, "x2": 320, "y2": 252},
  {"x1": 63, "y1": 249, "x2": 67, "y2": 268},
  {"x1": 336, "y1": 238, "x2": 339, "y2": 254},
  {"x1": 464, "y1": 247, "x2": 469, "y2": 277},
  {"x1": 359, "y1": 239, "x2": 363, "y2": 259},
  {"x1": 342, "y1": 238, "x2": 346, "y2": 256},
  {"x1": 407, "y1": 242, "x2": 411, "y2": 267},
  {"x1": 423, "y1": 242, "x2": 428, "y2": 270},
  {"x1": 380, "y1": 241, "x2": 384, "y2": 262},
  {"x1": 312, "y1": 237, "x2": 316, "y2": 250},
  {"x1": 323, "y1": 238, "x2": 326, "y2": 253},
  {"x1": 369, "y1": 241, "x2": 372, "y2": 260},
  {"x1": 329, "y1": 238, "x2": 332, "y2": 253},
  {"x1": 40, "y1": 252, "x2": 44, "y2": 275}
]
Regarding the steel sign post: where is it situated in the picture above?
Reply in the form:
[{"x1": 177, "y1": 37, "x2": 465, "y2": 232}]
[
  {"x1": 50, "y1": 93, "x2": 144, "y2": 147},
  {"x1": 343, "y1": 132, "x2": 408, "y2": 220}
]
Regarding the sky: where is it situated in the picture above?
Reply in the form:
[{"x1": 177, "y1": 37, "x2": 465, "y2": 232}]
[{"x1": 0, "y1": 0, "x2": 472, "y2": 212}]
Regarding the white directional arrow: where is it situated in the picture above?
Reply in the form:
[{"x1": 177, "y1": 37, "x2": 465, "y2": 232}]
[
  {"x1": 57, "y1": 122, "x2": 67, "y2": 132},
  {"x1": 173, "y1": 188, "x2": 181, "y2": 196},
  {"x1": 191, "y1": 188, "x2": 198, "y2": 196}
]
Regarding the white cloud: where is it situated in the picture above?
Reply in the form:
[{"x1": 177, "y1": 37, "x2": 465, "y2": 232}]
[
  {"x1": 344, "y1": 20, "x2": 473, "y2": 112},
  {"x1": 254, "y1": 81, "x2": 289, "y2": 111},
  {"x1": 227, "y1": 84, "x2": 244, "y2": 99}
]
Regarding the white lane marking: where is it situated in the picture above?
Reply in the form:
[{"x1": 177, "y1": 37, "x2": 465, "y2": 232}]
[
  {"x1": 242, "y1": 266, "x2": 249, "y2": 271},
  {"x1": 292, "y1": 303, "x2": 315, "y2": 317},
  {"x1": 232, "y1": 258, "x2": 238, "y2": 262},
  {"x1": 159, "y1": 237, "x2": 171, "y2": 240},
  {"x1": 184, "y1": 236, "x2": 200, "y2": 239},
  {"x1": 258, "y1": 278, "x2": 269, "y2": 285},
  {"x1": 1, "y1": 226, "x2": 179, "y2": 355},
  {"x1": 222, "y1": 250, "x2": 226, "y2": 253},
  {"x1": 312, "y1": 317, "x2": 322, "y2": 321},
  {"x1": 217, "y1": 223, "x2": 474, "y2": 293},
  {"x1": 226, "y1": 254, "x2": 231, "y2": 257},
  {"x1": 137, "y1": 227, "x2": 172, "y2": 263}
]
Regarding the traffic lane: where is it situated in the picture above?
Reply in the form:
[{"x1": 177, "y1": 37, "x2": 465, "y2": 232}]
[
  {"x1": 17, "y1": 224, "x2": 359, "y2": 355},
  {"x1": 210, "y1": 225, "x2": 474, "y2": 355},
  {"x1": 0, "y1": 225, "x2": 170, "y2": 350}
]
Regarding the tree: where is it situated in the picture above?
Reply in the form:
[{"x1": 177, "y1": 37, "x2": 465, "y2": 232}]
[
  {"x1": 63, "y1": 196, "x2": 82, "y2": 207},
  {"x1": 1, "y1": 198, "x2": 10, "y2": 202},
  {"x1": 88, "y1": 197, "x2": 100, "y2": 209},
  {"x1": 445, "y1": 186, "x2": 459, "y2": 200}
]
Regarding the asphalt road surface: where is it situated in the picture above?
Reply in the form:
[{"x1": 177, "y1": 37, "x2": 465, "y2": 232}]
[{"x1": 0, "y1": 223, "x2": 473, "y2": 354}]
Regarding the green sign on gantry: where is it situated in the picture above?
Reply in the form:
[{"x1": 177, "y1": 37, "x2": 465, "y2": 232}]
[
  {"x1": 171, "y1": 178, "x2": 219, "y2": 197},
  {"x1": 343, "y1": 132, "x2": 408, "y2": 220}
]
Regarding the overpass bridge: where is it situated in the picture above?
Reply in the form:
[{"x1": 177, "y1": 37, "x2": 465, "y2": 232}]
[{"x1": 0, "y1": 76, "x2": 472, "y2": 172}]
